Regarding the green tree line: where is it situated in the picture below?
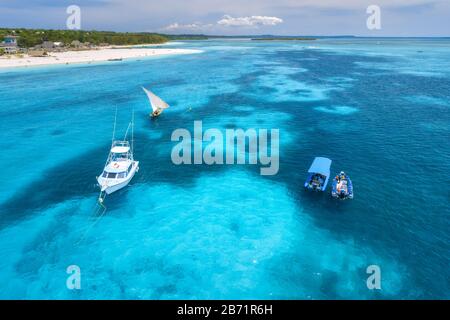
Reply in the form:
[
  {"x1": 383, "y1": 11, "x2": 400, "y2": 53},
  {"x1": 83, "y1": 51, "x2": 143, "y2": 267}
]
[{"x1": 0, "y1": 28, "x2": 172, "y2": 48}]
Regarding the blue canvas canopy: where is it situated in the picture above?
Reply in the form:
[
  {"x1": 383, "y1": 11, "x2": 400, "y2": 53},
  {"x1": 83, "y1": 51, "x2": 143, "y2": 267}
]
[{"x1": 307, "y1": 157, "x2": 332, "y2": 177}]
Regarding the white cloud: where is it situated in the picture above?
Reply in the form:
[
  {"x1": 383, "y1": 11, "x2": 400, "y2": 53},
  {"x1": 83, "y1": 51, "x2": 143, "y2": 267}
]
[
  {"x1": 217, "y1": 15, "x2": 283, "y2": 27},
  {"x1": 162, "y1": 14, "x2": 283, "y2": 33}
]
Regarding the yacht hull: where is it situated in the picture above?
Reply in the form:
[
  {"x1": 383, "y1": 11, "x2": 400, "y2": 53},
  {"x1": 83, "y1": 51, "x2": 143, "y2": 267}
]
[{"x1": 98, "y1": 161, "x2": 139, "y2": 195}]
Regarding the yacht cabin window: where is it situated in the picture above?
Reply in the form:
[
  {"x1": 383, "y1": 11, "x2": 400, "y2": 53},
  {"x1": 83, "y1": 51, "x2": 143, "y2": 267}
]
[{"x1": 107, "y1": 172, "x2": 117, "y2": 179}]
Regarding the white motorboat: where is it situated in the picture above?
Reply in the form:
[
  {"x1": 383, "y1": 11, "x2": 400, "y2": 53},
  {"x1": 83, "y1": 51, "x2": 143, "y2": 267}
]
[{"x1": 97, "y1": 111, "x2": 139, "y2": 198}]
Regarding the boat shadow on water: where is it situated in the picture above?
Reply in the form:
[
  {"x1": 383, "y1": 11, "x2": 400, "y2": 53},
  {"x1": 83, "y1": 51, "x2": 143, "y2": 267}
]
[
  {"x1": 0, "y1": 144, "x2": 131, "y2": 229},
  {"x1": 0, "y1": 126, "x2": 231, "y2": 229},
  {"x1": 301, "y1": 188, "x2": 350, "y2": 213}
]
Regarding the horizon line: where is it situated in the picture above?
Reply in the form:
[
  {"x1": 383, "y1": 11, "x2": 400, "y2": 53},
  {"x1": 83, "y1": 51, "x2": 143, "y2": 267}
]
[{"x1": 1, "y1": 27, "x2": 449, "y2": 38}]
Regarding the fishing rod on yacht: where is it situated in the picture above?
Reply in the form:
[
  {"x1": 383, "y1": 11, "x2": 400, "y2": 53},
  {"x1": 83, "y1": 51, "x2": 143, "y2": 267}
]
[
  {"x1": 112, "y1": 105, "x2": 118, "y2": 145},
  {"x1": 97, "y1": 106, "x2": 119, "y2": 205},
  {"x1": 122, "y1": 121, "x2": 132, "y2": 142},
  {"x1": 131, "y1": 108, "x2": 134, "y2": 156}
]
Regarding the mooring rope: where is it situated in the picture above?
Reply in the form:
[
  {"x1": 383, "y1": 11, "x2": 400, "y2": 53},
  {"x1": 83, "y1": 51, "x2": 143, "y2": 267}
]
[{"x1": 75, "y1": 194, "x2": 107, "y2": 245}]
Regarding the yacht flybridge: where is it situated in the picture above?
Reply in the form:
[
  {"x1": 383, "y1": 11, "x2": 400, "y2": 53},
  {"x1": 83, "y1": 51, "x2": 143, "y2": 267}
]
[
  {"x1": 97, "y1": 111, "x2": 139, "y2": 202},
  {"x1": 97, "y1": 141, "x2": 139, "y2": 195}
]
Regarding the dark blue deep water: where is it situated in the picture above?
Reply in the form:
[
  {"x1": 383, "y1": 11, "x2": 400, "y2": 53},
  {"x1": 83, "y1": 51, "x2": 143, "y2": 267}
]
[{"x1": 0, "y1": 39, "x2": 449, "y2": 299}]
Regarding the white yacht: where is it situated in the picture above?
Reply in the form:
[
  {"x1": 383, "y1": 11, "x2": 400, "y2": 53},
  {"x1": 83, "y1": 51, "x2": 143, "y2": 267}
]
[{"x1": 97, "y1": 113, "x2": 139, "y2": 198}]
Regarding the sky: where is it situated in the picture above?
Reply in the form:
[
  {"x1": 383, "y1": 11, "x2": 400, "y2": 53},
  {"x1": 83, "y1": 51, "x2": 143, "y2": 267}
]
[{"x1": 1, "y1": 0, "x2": 449, "y2": 36}]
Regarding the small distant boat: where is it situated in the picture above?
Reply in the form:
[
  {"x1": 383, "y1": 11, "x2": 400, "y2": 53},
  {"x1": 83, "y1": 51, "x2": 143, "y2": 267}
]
[
  {"x1": 108, "y1": 58, "x2": 123, "y2": 61},
  {"x1": 142, "y1": 87, "x2": 170, "y2": 118},
  {"x1": 304, "y1": 157, "x2": 332, "y2": 192},
  {"x1": 331, "y1": 171, "x2": 353, "y2": 200},
  {"x1": 97, "y1": 111, "x2": 139, "y2": 200}
]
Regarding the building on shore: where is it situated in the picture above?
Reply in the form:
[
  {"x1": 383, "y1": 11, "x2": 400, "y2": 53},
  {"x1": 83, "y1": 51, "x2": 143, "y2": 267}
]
[
  {"x1": 28, "y1": 49, "x2": 48, "y2": 57},
  {"x1": 42, "y1": 41, "x2": 64, "y2": 49},
  {"x1": 70, "y1": 40, "x2": 82, "y2": 48},
  {"x1": 38, "y1": 41, "x2": 65, "y2": 52},
  {"x1": 0, "y1": 35, "x2": 19, "y2": 54}
]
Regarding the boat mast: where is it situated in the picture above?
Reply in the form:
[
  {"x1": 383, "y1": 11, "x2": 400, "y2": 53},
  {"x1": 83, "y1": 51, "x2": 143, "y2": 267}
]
[
  {"x1": 131, "y1": 108, "x2": 135, "y2": 160},
  {"x1": 111, "y1": 106, "x2": 118, "y2": 146}
]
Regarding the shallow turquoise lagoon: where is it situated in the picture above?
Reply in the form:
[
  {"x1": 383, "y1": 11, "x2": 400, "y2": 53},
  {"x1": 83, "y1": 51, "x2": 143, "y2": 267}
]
[{"x1": 0, "y1": 39, "x2": 449, "y2": 299}]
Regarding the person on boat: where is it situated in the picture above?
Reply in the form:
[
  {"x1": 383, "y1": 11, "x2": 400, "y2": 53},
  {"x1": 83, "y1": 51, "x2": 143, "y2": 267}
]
[
  {"x1": 310, "y1": 174, "x2": 319, "y2": 188},
  {"x1": 318, "y1": 175, "x2": 324, "y2": 185},
  {"x1": 152, "y1": 109, "x2": 162, "y2": 117},
  {"x1": 337, "y1": 179, "x2": 343, "y2": 191},
  {"x1": 337, "y1": 179, "x2": 348, "y2": 195},
  {"x1": 309, "y1": 175, "x2": 315, "y2": 187}
]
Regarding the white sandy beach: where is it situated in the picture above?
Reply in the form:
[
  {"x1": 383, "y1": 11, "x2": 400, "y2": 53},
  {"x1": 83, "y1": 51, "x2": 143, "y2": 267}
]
[{"x1": 0, "y1": 48, "x2": 202, "y2": 69}]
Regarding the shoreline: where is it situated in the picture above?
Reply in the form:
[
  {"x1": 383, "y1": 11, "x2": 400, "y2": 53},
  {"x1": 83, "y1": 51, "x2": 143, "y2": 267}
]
[{"x1": 0, "y1": 47, "x2": 202, "y2": 69}]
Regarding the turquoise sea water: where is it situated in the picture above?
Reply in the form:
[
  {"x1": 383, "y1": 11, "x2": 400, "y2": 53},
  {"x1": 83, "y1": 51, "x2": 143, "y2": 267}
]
[{"x1": 0, "y1": 38, "x2": 449, "y2": 299}]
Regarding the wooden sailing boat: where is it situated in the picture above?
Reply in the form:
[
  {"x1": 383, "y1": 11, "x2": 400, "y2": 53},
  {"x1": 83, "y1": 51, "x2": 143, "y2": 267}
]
[{"x1": 142, "y1": 87, "x2": 170, "y2": 118}]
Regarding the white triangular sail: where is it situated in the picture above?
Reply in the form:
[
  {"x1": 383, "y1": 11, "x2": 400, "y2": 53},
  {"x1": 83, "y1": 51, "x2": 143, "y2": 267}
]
[{"x1": 142, "y1": 87, "x2": 169, "y2": 113}]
